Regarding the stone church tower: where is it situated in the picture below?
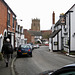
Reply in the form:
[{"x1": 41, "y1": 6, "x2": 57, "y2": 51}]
[{"x1": 31, "y1": 18, "x2": 40, "y2": 31}]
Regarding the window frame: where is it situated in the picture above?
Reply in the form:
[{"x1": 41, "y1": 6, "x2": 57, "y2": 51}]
[
  {"x1": 7, "y1": 13, "x2": 10, "y2": 26},
  {"x1": 12, "y1": 17, "x2": 15, "y2": 29}
]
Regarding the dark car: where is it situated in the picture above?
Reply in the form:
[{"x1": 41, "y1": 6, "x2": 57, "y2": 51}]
[
  {"x1": 17, "y1": 44, "x2": 32, "y2": 57},
  {"x1": 39, "y1": 64, "x2": 75, "y2": 75}
]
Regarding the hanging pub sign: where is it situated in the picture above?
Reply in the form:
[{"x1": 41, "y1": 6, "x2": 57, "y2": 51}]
[{"x1": 60, "y1": 13, "x2": 66, "y2": 25}]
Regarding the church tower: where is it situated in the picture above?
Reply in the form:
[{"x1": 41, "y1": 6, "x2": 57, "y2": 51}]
[{"x1": 31, "y1": 18, "x2": 40, "y2": 31}]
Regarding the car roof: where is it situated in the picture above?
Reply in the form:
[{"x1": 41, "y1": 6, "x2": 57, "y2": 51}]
[
  {"x1": 21, "y1": 44, "x2": 28, "y2": 45},
  {"x1": 27, "y1": 44, "x2": 32, "y2": 45},
  {"x1": 64, "y1": 64, "x2": 75, "y2": 67},
  {"x1": 20, "y1": 44, "x2": 30, "y2": 46}
]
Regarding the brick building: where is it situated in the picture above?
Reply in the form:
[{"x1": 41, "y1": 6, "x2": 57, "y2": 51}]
[
  {"x1": 24, "y1": 18, "x2": 42, "y2": 44},
  {"x1": 24, "y1": 29, "x2": 42, "y2": 44},
  {"x1": 41, "y1": 30, "x2": 52, "y2": 35},
  {"x1": 15, "y1": 24, "x2": 27, "y2": 49},
  {"x1": 0, "y1": 0, "x2": 16, "y2": 52}
]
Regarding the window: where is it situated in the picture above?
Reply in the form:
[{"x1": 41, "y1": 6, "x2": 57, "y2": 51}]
[
  {"x1": 20, "y1": 27, "x2": 22, "y2": 33},
  {"x1": 4, "y1": 32, "x2": 7, "y2": 37},
  {"x1": 65, "y1": 39, "x2": 69, "y2": 46},
  {"x1": 60, "y1": 71, "x2": 75, "y2": 75},
  {"x1": 16, "y1": 22, "x2": 18, "y2": 31},
  {"x1": 13, "y1": 17, "x2": 15, "y2": 28},
  {"x1": 8, "y1": 13, "x2": 10, "y2": 26},
  {"x1": 18, "y1": 26, "x2": 19, "y2": 31},
  {"x1": 21, "y1": 45, "x2": 30, "y2": 48}
]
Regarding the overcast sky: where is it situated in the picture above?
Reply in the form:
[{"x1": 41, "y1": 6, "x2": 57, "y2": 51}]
[{"x1": 5, "y1": 0, "x2": 75, "y2": 30}]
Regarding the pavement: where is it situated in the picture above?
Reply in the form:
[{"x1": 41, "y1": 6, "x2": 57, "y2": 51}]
[
  {"x1": 50, "y1": 50, "x2": 75, "y2": 58},
  {"x1": 0, "y1": 51, "x2": 17, "y2": 75},
  {"x1": 66, "y1": 53, "x2": 75, "y2": 58}
]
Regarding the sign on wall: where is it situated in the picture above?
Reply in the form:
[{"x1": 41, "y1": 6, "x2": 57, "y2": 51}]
[
  {"x1": 60, "y1": 13, "x2": 66, "y2": 25},
  {"x1": 54, "y1": 42, "x2": 58, "y2": 45}
]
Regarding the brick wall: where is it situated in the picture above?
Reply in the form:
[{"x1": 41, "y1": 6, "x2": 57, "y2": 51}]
[
  {"x1": 24, "y1": 29, "x2": 31, "y2": 43},
  {"x1": 0, "y1": 0, "x2": 7, "y2": 34},
  {"x1": 31, "y1": 36, "x2": 35, "y2": 44},
  {"x1": 8, "y1": 12, "x2": 16, "y2": 32},
  {"x1": 0, "y1": 0, "x2": 16, "y2": 34}
]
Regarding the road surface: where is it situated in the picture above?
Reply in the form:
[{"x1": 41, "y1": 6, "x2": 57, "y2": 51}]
[{"x1": 14, "y1": 46, "x2": 75, "y2": 75}]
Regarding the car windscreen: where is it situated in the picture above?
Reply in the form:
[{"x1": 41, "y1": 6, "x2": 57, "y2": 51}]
[
  {"x1": 21, "y1": 45, "x2": 30, "y2": 48},
  {"x1": 27, "y1": 44, "x2": 32, "y2": 48},
  {"x1": 59, "y1": 71, "x2": 75, "y2": 75}
]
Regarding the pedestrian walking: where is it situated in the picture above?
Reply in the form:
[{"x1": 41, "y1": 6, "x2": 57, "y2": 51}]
[{"x1": 1, "y1": 38, "x2": 13, "y2": 67}]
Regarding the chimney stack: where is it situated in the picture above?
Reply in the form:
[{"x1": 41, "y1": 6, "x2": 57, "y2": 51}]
[{"x1": 52, "y1": 11, "x2": 55, "y2": 24}]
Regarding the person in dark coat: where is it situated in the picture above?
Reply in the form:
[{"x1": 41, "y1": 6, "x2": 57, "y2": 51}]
[{"x1": 1, "y1": 38, "x2": 13, "y2": 67}]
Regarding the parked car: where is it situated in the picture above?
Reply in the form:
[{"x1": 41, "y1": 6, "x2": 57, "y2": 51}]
[
  {"x1": 33, "y1": 44, "x2": 37, "y2": 49},
  {"x1": 33, "y1": 44, "x2": 40, "y2": 49},
  {"x1": 39, "y1": 64, "x2": 75, "y2": 75},
  {"x1": 36, "y1": 44, "x2": 40, "y2": 48},
  {"x1": 45, "y1": 44, "x2": 49, "y2": 46},
  {"x1": 17, "y1": 44, "x2": 32, "y2": 57}
]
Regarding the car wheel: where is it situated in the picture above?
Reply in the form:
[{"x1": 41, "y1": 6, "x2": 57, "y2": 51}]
[
  {"x1": 17, "y1": 54, "x2": 20, "y2": 58},
  {"x1": 30, "y1": 54, "x2": 32, "y2": 57}
]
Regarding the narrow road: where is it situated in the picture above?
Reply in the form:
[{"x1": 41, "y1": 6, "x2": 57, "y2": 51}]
[{"x1": 14, "y1": 46, "x2": 75, "y2": 75}]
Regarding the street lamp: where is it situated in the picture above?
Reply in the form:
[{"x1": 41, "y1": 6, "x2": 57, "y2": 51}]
[{"x1": 17, "y1": 19, "x2": 23, "y2": 21}]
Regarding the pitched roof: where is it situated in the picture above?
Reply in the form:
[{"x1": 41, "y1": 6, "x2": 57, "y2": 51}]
[
  {"x1": 49, "y1": 29, "x2": 61, "y2": 38},
  {"x1": 54, "y1": 20, "x2": 61, "y2": 28},
  {"x1": 54, "y1": 4, "x2": 75, "y2": 28},
  {"x1": 27, "y1": 30, "x2": 42, "y2": 36},
  {"x1": 65, "y1": 4, "x2": 75, "y2": 15}
]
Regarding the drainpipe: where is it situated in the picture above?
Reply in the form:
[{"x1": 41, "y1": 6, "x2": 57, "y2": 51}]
[
  {"x1": 7, "y1": 7, "x2": 8, "y2": 38},
  {"x1": 61, "y1": 25, "x2": 62, "y2": 50},
  {"x1": 69, "y1": 12, "x2": 70, "y2": 54}
]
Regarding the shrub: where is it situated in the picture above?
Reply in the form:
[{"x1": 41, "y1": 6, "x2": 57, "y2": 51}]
[{"x1": 61, "y1": 50, "x2": 67, "y2": 54}]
